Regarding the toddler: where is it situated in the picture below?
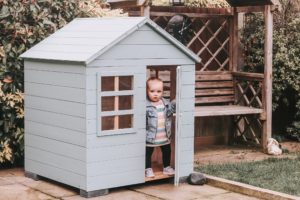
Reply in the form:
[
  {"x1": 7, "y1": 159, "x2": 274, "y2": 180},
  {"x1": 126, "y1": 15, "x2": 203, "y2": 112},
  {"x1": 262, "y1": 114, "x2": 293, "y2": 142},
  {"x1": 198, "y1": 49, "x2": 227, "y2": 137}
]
[{"x1": 145, "y1": 77, "x2": 176, "y2": 178}]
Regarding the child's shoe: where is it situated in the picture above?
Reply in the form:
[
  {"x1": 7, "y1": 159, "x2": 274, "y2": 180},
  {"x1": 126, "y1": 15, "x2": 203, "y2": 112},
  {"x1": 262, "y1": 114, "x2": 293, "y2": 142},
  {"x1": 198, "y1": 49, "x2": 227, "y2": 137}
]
[
  {"x1": 163, "y1": 166, "x2": 175, "y2": 175},
  {"x1": 145, "y1": 168, "x2": 155, "y2": 178}
]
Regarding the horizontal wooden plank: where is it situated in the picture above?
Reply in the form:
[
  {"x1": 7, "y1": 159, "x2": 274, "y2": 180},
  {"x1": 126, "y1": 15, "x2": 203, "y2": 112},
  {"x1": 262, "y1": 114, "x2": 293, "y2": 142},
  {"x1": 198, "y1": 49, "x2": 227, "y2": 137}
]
[
  {"x1": 194, "y1": 105, "x2": 263, "y2": 117},
  {"x1": 232, "y1": 72, "x2": 264, "y2": 81},
  {"x1": 87, "y1": 156, "x2": 144, "y2": 177},
  {"x1": 150, "y1": 11, "x2": 233, "y2": 18},
  {"x1": 195, "y1": 71, "x2": 232, "y2": 75},
  {"x1": 196, "y1": 81, "x2": 234, "y2": 89},
  {"x1": 89, "y1": 58, "x2": 194, "y2": 67},
  {"x1": 26, "y1": 120, "x2": 86, "y2": 147},
  {"x1": 87, "y1": 131, "x2": 145, "y2": 148},
  {"x1": 25, "y1": 146, "x2": 86, "y2": 175},
  {"x1": 195, "y1": 95, "x2": 234, "y2": 104},
  {"x1": 25, "y1": 159, "x2": 86, "y2": 190},
  {"x1": 195, "y1": 88, "x2": 234, "y2": 96},
  {"x1": 25, "y1": 134, "x2": 86, "y2": 161},
  {"x1": 25, "y1": 108, "x2": 85, "y2": 132},
  {"x1": 120, "y1": 29, "x2": 170, "y2": 45},
  {"x1": 87, "y1": 142, "x2": 144, "y2": 162},
  {"x1": 87, "y1": 170, "x2": 144, "y2": 191},
  {"x1": 25, "y1": 82, "x2": 86, "y2": 103},
  {"x1": 25, "y1": 95, "x2": 85, "y2": 118},
  {"x1": 25, "y1": 69, "x2": 85, "y2": 88},
  {"x1": 24, "y1": 60, "x2": 85, "y2": 74},
  {"x1": 150, "y1": 6, "x2": 232, "y2": 15},
  {"x1": 196, "y1": 73, "x2": 233, "y2": 81},
  {"x1": 99, "y1": 44, "x2": 190, "y2": 60}
]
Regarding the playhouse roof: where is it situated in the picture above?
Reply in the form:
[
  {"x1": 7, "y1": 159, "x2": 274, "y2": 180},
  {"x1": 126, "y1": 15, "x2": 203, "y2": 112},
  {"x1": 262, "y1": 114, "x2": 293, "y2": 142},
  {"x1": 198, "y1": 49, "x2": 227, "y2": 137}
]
[
  {"x1": 225, "y1": 0, "x2": 280, "y2": 7},
  {"x1": 20, "y1": 17, "x2": 200, "y2": 64}
]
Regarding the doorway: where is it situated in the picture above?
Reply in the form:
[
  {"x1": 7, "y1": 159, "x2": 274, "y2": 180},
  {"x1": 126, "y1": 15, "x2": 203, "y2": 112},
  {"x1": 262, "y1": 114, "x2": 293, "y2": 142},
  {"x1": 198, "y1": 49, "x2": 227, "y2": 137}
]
[{"x1": 145, "y1": 65, "x2": 178, "y2": 182}]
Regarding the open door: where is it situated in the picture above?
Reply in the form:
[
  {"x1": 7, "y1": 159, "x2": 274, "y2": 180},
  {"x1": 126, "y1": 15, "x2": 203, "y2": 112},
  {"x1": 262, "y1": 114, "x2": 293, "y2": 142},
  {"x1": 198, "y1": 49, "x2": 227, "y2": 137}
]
[{"x1": 174, "y1": 66, "x2": 182, "y2": 186}]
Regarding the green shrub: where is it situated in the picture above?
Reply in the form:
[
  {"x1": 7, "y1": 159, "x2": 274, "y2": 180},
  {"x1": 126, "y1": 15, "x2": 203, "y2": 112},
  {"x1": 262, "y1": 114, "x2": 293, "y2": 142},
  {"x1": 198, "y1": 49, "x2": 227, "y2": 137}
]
[
  {"x1": 242, "y1": 0, "x2": 300, "y2": 138},
  {"x1": 0, "y1": 0, "x2": 124, "y2": 167}
]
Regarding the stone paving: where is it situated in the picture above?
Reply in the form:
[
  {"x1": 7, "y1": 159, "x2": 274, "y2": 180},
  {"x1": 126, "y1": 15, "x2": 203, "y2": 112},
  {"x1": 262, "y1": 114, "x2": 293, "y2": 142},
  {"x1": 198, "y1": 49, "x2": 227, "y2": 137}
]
[{"x1": 0, "y1": 168, "x2": 260, "y2": 200}]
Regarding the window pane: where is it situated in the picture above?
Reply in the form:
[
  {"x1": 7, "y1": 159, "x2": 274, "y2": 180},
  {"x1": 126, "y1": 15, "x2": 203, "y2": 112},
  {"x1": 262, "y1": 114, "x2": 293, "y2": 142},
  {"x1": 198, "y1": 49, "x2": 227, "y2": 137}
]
[
  {"x1": 101, "y1": 76, "x2": 115, "y2": 91},
  {"x1": 119, "y1": 95, "x2": 133, "y2": 110},
  {"x1": 101, "y1": 96, "x2": 115, "y2": 111},
  {"x1": 119, "y1": 115, "x2": 133, "y2": 129},
  {"x1": 119, "y1": 76, "x2": 133, "y2": 91},
  {"x1": 101, "y1": 116, "x2": 115, "y2": 130}
]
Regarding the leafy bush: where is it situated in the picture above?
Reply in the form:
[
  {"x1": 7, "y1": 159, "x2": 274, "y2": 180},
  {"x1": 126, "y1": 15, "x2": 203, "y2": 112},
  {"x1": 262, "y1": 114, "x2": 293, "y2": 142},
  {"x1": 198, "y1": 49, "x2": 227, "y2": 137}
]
[
  {"x1": 185, "y1": 0, "x2": 229, "y2": 8},
  {"x1": 0, "y1": 77, "x2": 24, "y2": 166},
  {"x1": 242, "y1": 0, "x2": 300, "y2": 138},
  {"x1": 0, "y1": 0, "x2": 124, "y2": 167}
]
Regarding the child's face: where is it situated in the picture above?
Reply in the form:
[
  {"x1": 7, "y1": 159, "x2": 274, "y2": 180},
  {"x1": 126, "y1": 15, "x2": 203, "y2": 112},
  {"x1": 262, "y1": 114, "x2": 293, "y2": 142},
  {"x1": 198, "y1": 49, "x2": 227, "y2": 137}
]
[{"x1": 147, "y1": 80, "x2": 163, "y2": 102}]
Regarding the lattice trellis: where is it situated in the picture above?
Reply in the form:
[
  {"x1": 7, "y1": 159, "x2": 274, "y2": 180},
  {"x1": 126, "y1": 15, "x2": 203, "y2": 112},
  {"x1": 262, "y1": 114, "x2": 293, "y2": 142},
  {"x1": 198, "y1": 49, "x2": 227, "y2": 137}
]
[
  {"x1": 235, "y1": 78, "x2": 263, "y2": 109},
  {"x1": 151, "y1": 16, "x2": 231, "y2": 71},
  {"x1": 232, "y1": 77, "x2": 264, "y2": 144},
  {"x1": 234, "y1": 115, "x2": 262, "y2": 144}
]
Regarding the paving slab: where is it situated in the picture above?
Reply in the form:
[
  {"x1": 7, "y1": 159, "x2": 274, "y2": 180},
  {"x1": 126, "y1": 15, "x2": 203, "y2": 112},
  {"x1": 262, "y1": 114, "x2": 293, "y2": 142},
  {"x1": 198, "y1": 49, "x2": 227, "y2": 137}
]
[
  {"x1": 63, "y1": 188, "x2": 160, "y2": 200},
  {"x1": 0, "y1": 168, "x2": 261, "y2": 200},
  {"x1": 129, "y1": 182, "x2": 260, "y2": 200},
  {"x1": 0, "y1": 183, "x2": 55, "y2": 200},
  {"x1": 22, "y1": 179, "x2": 77, "y2": 198}
]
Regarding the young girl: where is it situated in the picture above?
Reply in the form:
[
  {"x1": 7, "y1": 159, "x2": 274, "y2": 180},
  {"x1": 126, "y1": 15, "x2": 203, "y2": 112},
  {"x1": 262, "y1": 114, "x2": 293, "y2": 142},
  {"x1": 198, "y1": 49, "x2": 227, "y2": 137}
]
[{"x1": 145, "y1": 77, "x2": 176, "y2": 178}]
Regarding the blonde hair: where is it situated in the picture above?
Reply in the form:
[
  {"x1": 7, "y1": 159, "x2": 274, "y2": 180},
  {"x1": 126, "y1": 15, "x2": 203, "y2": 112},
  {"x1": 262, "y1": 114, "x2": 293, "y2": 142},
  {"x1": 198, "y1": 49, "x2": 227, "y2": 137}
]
[{"x1": 146, "y1": 77, "x2": 163, "y2": 89}]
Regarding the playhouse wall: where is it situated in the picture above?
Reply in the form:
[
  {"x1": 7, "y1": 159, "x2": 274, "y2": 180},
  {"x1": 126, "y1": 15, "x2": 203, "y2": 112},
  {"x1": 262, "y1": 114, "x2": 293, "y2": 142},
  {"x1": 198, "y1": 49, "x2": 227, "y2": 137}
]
[
  {"x1": 84, "y1": 65, "x2": 146, "y2": 191},
  {"x1": 89, "y1": 24, "x2": 195, "y2": 67},
  {"x1": 176, "y1": 65, "x2": 195, "y2": 177},
  {"x1": 24, "y1": 60, "x2": 87, "y2": 190}
]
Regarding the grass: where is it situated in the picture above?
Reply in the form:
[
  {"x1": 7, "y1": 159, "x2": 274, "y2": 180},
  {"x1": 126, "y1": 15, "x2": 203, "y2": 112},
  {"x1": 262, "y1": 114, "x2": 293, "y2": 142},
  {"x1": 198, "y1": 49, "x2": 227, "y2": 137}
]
[{"x1": 195, "y1": 154, "x2": 300, "y2": 196}]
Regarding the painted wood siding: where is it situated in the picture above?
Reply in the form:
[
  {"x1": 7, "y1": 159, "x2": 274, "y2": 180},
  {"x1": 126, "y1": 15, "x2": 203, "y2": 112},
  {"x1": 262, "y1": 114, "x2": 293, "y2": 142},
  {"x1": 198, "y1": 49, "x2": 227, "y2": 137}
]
[
  {"x1": 178, "y1": 65, "x2": 195, "y2": 178},
  {"x1": 89, "y1": 24, "x2": 194, "y2": 67},
  {"x1": 85, "y1": 65, "x2": 146, "y2": 191},
  {"x1": 24, "y1": 60, "x2": 87, "y2": 190}
]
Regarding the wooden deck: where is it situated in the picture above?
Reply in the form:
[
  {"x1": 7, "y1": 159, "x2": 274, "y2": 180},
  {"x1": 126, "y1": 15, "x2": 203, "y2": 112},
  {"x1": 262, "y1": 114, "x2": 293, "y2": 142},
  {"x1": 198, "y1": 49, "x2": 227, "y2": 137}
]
[
  {"x1": 195, "y1": 105, "x2": 263, "y2": 117},
  {"x1": 145, "y1": 171, "x2": 174, "y2": 182}
]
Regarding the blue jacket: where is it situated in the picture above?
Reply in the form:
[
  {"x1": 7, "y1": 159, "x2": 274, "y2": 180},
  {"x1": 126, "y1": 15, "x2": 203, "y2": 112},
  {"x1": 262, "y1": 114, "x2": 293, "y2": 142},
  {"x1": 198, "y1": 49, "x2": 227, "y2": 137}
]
[{"x1": 146, "y1": 98, "x2": 176, "y2": 143}]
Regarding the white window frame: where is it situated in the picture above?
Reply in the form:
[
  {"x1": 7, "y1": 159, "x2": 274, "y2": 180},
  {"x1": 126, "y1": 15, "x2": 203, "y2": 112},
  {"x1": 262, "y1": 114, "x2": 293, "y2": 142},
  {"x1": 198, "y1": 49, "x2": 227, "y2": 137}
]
[{"x1": 96, "y1": 71, "x2": 137, "y2": 136}]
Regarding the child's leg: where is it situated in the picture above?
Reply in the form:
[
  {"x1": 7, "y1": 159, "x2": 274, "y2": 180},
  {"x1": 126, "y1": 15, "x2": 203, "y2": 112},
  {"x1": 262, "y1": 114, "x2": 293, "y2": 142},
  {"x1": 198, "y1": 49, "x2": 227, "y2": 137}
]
[
  {"x1": 160, "y1": 144, "x2": 171, "y2": 168},
  {"x1": 145, "y1": 146, "x2": 154, "y2": 169}
]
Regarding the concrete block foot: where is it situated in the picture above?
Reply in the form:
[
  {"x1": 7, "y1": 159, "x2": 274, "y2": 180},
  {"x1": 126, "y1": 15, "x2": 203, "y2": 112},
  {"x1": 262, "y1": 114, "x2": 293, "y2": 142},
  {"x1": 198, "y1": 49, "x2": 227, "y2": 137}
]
[
  {"x1": 80, "y1": 189, "x2": 109, "y2": 198},
  {"x1": 24, "y1": 171, "x2": 41, "y2": 181}
]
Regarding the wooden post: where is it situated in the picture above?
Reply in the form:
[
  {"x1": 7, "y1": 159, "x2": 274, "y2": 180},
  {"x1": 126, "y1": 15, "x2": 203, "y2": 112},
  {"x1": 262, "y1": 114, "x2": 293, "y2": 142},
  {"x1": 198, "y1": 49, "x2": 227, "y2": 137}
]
[
  {"x1": 230, "y1": 7, "x2": 239, "y2": 72},
  {"x1": 229, "y1": 7, "x2": 239, "y2": 144},
  {"x1": 140, "y1": 0, "x2": 150, "y2": 17},
  {"x1": 262, "y1": 5, "x2": 273, "y2": 151}
]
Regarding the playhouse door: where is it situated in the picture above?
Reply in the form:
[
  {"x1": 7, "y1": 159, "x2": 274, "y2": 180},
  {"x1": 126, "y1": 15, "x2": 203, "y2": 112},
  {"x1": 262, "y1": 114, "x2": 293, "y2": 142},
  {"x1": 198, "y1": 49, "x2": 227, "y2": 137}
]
[{"x1": 174, "y1": 66, "x2": 182, "y2": 186}]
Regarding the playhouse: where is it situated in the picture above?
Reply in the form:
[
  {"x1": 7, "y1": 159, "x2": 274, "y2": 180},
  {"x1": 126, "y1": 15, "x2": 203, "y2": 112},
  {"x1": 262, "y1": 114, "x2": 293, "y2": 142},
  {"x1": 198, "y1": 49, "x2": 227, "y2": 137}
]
[{"x1": 21, "y1": 17, "x2": 199, "y2": 197}]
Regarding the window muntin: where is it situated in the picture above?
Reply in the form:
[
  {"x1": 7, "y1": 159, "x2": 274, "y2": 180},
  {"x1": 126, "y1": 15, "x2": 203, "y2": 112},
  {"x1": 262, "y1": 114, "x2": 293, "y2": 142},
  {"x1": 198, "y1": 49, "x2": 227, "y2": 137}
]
[{"x1": 98, "y1": 74, "x2": 135, "y2": 135}]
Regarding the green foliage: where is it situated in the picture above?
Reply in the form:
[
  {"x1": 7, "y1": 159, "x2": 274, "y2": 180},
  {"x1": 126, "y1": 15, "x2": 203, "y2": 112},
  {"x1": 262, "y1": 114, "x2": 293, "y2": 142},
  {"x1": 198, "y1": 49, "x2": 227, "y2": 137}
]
[
  {"x1": 0, "y1": 0, "x2": 124, "y2": 167},
  {"x1": 196, "y1": 155, "x2": 300, "y2": 196},
  {"x1": 185, "y1": 0, "x2": 229, "y2": 8},
  {"x1": 152, "y1": 0, "x2": 229, "y2": 7},
  {"x1": 241, "y1": 0, "x2": 300, "y2": 137},
  {"x1": 0, "y1": 79, "x2": 24, "y2": 166}
]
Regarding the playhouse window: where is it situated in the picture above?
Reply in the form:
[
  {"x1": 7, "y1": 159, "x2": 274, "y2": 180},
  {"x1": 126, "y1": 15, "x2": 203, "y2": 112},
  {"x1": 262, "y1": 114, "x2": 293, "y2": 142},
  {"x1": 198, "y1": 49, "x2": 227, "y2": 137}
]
[{"x1": 97, "y1": 74, "x2": 135, "y2": 136}]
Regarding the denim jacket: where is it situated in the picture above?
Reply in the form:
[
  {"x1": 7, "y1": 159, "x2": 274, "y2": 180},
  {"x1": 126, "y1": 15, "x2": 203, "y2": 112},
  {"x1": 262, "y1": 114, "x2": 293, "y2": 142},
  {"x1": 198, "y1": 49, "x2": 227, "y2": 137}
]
[{"x1": 146, "y1": 98, "x2": 176, "y2": 143}]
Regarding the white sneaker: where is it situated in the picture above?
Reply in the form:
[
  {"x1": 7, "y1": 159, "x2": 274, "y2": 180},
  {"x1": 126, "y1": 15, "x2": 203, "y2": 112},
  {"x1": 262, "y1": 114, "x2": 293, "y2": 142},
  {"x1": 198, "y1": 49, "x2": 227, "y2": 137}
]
[
  {"x1": 145, "y1": 168, "x2": 155, "y2": 178},
  {"x1": 163, "y1": 166, "x2": 175, "y2": 175}
]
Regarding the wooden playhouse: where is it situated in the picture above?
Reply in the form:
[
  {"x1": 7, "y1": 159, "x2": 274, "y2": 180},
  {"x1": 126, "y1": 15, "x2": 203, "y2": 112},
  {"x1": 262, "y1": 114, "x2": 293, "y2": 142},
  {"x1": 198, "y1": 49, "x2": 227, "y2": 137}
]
[{"x1": 21, "y1": 17, "x2": 200, "y2": 197}]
